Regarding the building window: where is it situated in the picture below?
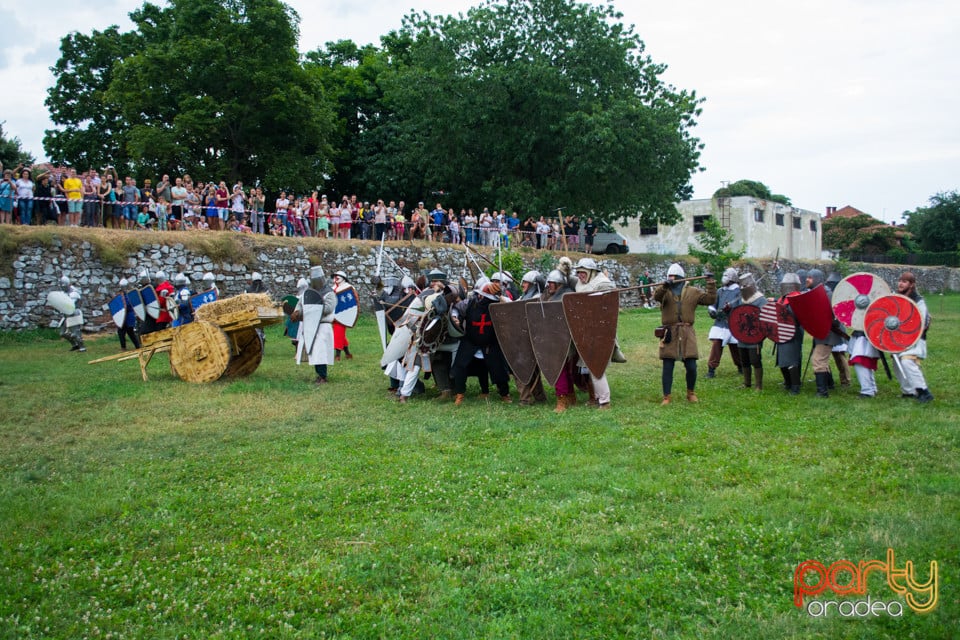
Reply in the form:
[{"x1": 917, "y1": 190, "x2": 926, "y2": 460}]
[
  {"x1": 639, "y1": 225, "x2": 658, "y2": 236},
  {"x1": 693, "y1": 215, "x2": 710, "y2": 233},
  {"x1": 810, "y1": 220, "x2": 818, "y2": 232},
  {"x1": 775, "y1": 213, "x2": 784, "y2": 226},
  {"x1": 754, "y1": 208, "x2": 765, "y2": 223},
  {"x1": 792, "y1": 216, "x2": 802, "y2": 229}
]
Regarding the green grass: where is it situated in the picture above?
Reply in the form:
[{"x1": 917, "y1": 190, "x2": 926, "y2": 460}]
[{"x1": 1, "y1": 296, "x2": 958, "y2": 638}]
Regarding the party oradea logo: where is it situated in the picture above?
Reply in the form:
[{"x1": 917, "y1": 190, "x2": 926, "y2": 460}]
[{"x1": 794, "y1": 549, "x2": 938, "y2": 618}]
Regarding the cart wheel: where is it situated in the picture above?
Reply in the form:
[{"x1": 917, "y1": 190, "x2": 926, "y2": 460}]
[
  {"x1": 170, "y1": 320, "x2": 231, "y2": 383},
  {"x1": 224, "y1": 328, "x2": 265, "y2": 378}
]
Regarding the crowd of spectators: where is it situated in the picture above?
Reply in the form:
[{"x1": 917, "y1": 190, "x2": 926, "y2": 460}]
[{"x1": 0, "y1": 163, "x2": 589, "y2": 250}]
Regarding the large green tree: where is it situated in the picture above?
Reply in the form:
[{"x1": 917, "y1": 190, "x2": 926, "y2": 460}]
[
  {"x1": 822, "y1": 213, "x2": 909, "y2": 255},
  {"x1": 357, "y1": 0, "x2": 702, "y2": 223},
  {"x1": 45, "y1": 0, "x2": 335, "y2": 191},
  {"x1": 904, "y1": 191, "x2": 960, "y2": 252},
  {"x1": 44, "y1": 26, "x2": 140, "y2": 171}
]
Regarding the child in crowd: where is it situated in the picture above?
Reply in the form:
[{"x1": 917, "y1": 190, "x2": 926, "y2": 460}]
[{"x1": 136, "y1": 208, "x2": 152, "y2": 230}]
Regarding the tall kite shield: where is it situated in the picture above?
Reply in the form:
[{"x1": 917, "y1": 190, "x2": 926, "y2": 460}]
[
  {"x1": 334, "y1": 286, "x2": 360, "y2": 327},
  {"x1": 380, "y1": 325, "x2": 413, "y2": 367},
  {"x1": 758, "y1": 299, "x2": 796, "y2": 344},
  {"x1": 108, "y1": 293, "x2": 127, "y2": 328},
  {"x1": 562, "y1": 290, "x2": 619, "y2": 379},
  {"x1": 191, "y1": 288, "x2": 219, "y2": 312},
  {"x1": 864, "y1": 293, "x2": 923, "y2": 353},
  {"x1": 787, "y1": 284, "x2": 832, "y2": 340},
  {"x1": 729, "y1": 304, "x2": 765, "y2": 344},
  {"x1": 301, "y1": 289, "x2": 325, "y2": 352},
  {"x1": 490, "y1": 300, "x2": 538, "y2": 386},
  {"x1": 141, "y1": 285, "x2": 162, "y2": 320},
  {"x1": 831, "y1": 272, "x2": 891, "y2": 331},
  {"x1": 127, "y1": 288, "x2": 145, "y2": 321},
  {"x1": 527, "y1": 301, "x2": 572, "y2": 386}
]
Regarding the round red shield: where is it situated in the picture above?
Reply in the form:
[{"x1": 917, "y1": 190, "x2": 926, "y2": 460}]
[
  {"x1": 864, "y1": 294, "x2": 923, "y2": 353},
  {"x1": 832, "y1": 272, "x2": 891, "y2": 331},
  {"x1": 729, "y1": 304, "x2": 765, "y2": 345},
  {"x1": 758, "y1": 299, "x2": 797, "y2": 344}
]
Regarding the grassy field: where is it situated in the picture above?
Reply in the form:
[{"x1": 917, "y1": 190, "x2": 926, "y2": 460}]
[{"x1": 1, "y1": 294, "x2": 957, "y2": 639}]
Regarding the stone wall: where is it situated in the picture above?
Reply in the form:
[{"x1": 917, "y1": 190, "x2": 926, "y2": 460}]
[{"x1": 1, "y1": 232, "x2": 957, "y2": 332}]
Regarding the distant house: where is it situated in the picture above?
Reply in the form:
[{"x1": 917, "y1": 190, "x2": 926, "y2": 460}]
[
  {"x1": 614, "y1": 196, "x2": 822, "y2": 261},
  {"x1": 821, "y1": 205, "x2": 911, "y2": 259}
]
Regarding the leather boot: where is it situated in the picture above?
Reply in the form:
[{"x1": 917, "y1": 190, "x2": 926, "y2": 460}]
[
  {"x1": 826, "y1": 371, "x2": 836, "y2": 390},
  {"x1": 754, "y1": 368, "x2": 763, "y2": 391},
  {"x1": 454, "y1": 393, "x2": 465, "y2": 406},
  {"x1": 916, "y1": 388, "x2": 934, "y2": 403},
  {"x1": 815, "y1": 372, "x2": 829, "y2": 398},
  {"x1": 587, "y1": 381, "x2": 598, "y2": 406},
  {"x1": 661, "y1": 394, "x2": 671, "y2": 406},
  {"x1": 436, "y1": 390, "x2": 452, "y2": 401},
  {"x1": 566, "y1": 392, "x2": 577, "y2": 408},
  {"x1": 686, "y1": 389, "x2": 699, "y2": 403},
  {"x1": 780, "y1": 367, "x2": 791, "y2": 390},
  {"x1": 742, "y1": 366, "x2": 752, "y2": 389},
  {"x1": 789, "y1": 367, "x2": 801, "y2": 395}
]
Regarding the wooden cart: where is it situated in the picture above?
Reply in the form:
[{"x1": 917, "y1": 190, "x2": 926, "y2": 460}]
[{"x1": 89, "y1": 298, "x2": 285, "y2": 383}]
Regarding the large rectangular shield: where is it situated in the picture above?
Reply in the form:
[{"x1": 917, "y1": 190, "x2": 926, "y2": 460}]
[
  {"x1": 562, "y1": 290, "x2": 619, "y2": 379},
  {"x1": 334, "y1": 285, "x2": 360, "y2": 327},
  {"x1": 191, "y1": 288, "x2": 218, "y2": 311},
  {"x1": 127, "y1": 288, "x2": 145, "y2": 321},
  {"x1": 108, "y1": 293, "x2": 127, "y2": 328},
  {"x1": 526, "y1": 301, "x2": 572, "y2": 386},
  {"x1": 301, "y1": 289, "x2": 325, "y2": 352},
  {"x1": 140, "y1": 285, "x2": 161, "y2": 320},
  {"x1": 490, "y1": 300, "x2": 538, "y2": 386}
]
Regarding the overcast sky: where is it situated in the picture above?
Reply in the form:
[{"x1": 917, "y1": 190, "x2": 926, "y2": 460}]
[{"x1": 2, "y1": 0, "x2": 958, "y2": 222}]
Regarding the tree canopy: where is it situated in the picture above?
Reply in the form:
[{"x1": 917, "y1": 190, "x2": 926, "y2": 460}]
[
  {"x1": 903, "y1": 191, "x2": 960, "y2": 253},
  {"x1": 44, "y1": 0, "x2": 703, "y2": 219},
  {"x1": 821, "y1": 213, "x2": 910, "y2": 255},
  {"x1": 712, "y1": 179, "x2": 791, "y2": 206}
]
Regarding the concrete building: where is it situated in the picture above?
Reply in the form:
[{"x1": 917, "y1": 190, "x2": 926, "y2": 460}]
[{"x1": 614, "y1": 196, "x2": 823, "y2": 261}]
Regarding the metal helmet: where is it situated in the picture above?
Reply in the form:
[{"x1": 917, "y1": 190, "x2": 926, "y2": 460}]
[
  {"x1": 806, "y1": 268, "x2": 825, "y2": 289},
  {"x1": 138, "y1": 270, "x2": 150, "y2": 284},
  {"x1": 825, "y1": 272, "x2": 842, "y2": 288},
  {"x1": 575, "y1": 257, "x2": 598, "y2": 273},
  {"x1": 401, "y1": 275, "x2": 416, "y2": 290},
  {"x1": 251, "y1": 272, "x2": 263, "y2": 281},
  {"x1": 309, "y1": 265, "x2": 326, "y2": 289},
  {"x1": 332, "y1": 270, "x2": 349, "y2": 282},
  {"x1": 426, "y1": 269, "x2": 448, "y2": 283},
  {"x1": 521, "y1": 270, "x2": 541, "y2": 284},
  {"x1": 473, "y1": 275, "x2": 491, "y2": 293},
  {"x1": 119, "y1": 278, "x2": 129, "y2": 288},
  {"x1": 795, "y1": 269, "x2": 808, "y2": 285},
  {"x1": 178, "y1": 289, "x2": 191, "y2": 302},
  {"x1": 155, "y1": 270, "x2": 167, "y2": 281},
  {"x1": 174, "y1": 273, "x2": 189, "y2": 286},
  {"x1": 667, "y1": 263, "x2": 685, "y2": 278},
  {"x1": 780, "y1": 273, "x2": 802, "y2": 295},
  {"x1": 739, "y1": 273, "x2": 758, "y2": 300},
  {"x1": 546, "y1": 270, "x2": 567, "y2": 285},
  {"x1": 721, "y1": 267, "x2": 739, "y2": 286},
  {"x1": 490, "y1": 271, "x2": 514, "y2": 283},
  {"x1": 59, "y1": 275, "x2": 70, "y2": 286}
]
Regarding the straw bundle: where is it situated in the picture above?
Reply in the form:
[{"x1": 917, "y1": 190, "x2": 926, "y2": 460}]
[{"x1": 194, "y1": 293, "x2": 274, "y2": 323}]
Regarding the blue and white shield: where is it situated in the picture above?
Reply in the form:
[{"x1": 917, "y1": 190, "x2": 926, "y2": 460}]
[
  {"x1": 127, "y1": 288, "x2": 145, "y2": 321},
  {"x1": 108, "y1": 293, "x2": 127, "y2": 328},
  {"x1": 334, "y1": 285, "x2": 360, "y2": 328},
  {"x1": 141, "y1": 285, "x2": 162, "y2": 320},
  {"x1": 191, "y1": 288, "x2": 219, "y2": 311}
]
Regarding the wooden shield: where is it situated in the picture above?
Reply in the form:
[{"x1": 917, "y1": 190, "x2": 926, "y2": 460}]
[
  {"x1": 832, "y1": 272, "x2": 891, "y2": 331},
  {"x1": 562, "y1": 290, "x2": 619, "y2": 379},
  {"x1": 787, "y1": 284, "x2": 832, "y2": 340},
  {"x1": 141, "y1": 285, "x2": 162, "y2": 320},
  {"x1": 490, "y1": 300, "x2": 538, "y2": 386},
  {"x1": 729, "y1": 304, "x2": 765, "y2": 344},
  {"x1": 190, "y1": 288, "x2": 218, "y2": 312},
  {"x1": 526, "y1": 301, "x2": 572, "y2": 386},
  {"x1": 864, "y1": 294, "x2": 923, "y2": 353},
  {"x1": 301, "y1": 289, "x2": 325, "y2": 352},
  {"x1": 334, "y1": 285, "x2": 360, "y2": 327},
  {"x1": 758, "y1": 299, "x2": 796, "y2": 344},
  {"x1": 108, "y1": 293, "x2": 127, "y2": 328},
  {"x1": 127, "y1": 288, "x2": 145, "y2": 321},
  {"x1": 46, "y1": 290, "x2": 75, "y2": 315},
  {"x1": 281, "y1": 295, "x2": 299, "y2": 316}
]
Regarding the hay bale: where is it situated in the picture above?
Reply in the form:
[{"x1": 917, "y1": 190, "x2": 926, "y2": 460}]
[{"x1": 194, "y1": 293, "x2": 274, "y2": 323}]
